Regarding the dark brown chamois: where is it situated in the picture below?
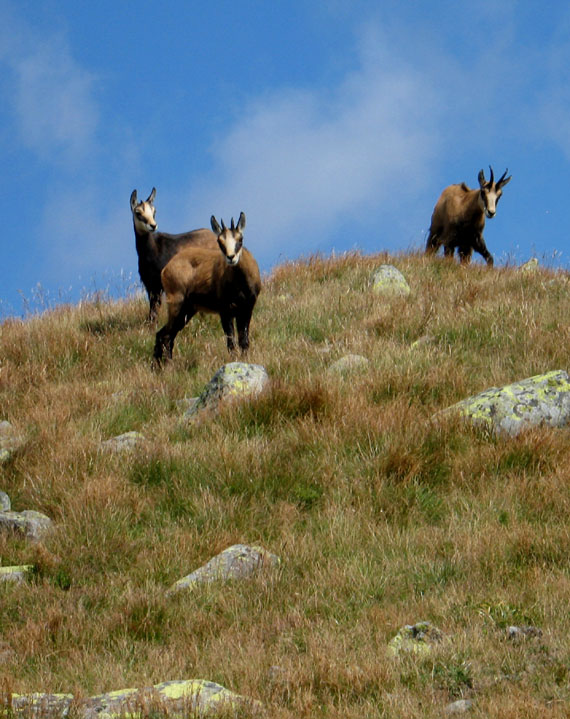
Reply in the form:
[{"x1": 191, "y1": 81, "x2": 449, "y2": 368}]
[
  {"x1": 425, "y1": 167, "x2": 511, "y2": 265},
  {"x1": 130, "y1": 187, "x2": 217, "y2": 322},
  {"x1": 153, "y1": 212, "x2": 261, "y2": 364}
]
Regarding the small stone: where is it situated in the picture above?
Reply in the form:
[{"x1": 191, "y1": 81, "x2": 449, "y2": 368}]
[
  {"x1": 371, "y1": 265, "x2": 411, "y2": 297},
  {"x1": 387, "y1": 621, "x2": 445, "y2": 657},
  {"x1": 328, "y1": 354, "x2": 369, "y2": 375},
  {"x1": 0, "y1": 565, "x2": 34, "y2": 584},
  {"x1": 101, "y1": 431, "x2": 145, "y2": 452},
  {"x1": 410, "y1": 334, "x2": 436, "y2": 349},
  {"x1": 167, "y1": 543, "x2": 280, "y2": 595},
  {"x1": 0, "y1": 421, "x2": 22, "y2": 463},
  {"x1": 0, "y1": 510, "x2": 53, "y2": 541},
  {"x1": 444, "y1": 699, "x2": 473, "y2": 714},
  {"x1": 185, "y1": 363, "x2": 269, "y2": 419},
  {"x1": 507, "y1": 625, "x2": 543, "y2": 640},
  {"x1": 519, "y1": 258, "x2": 539, "y2": 272},
  {"x1": 0, "y1": 490, "x2": 11, "y2": 511}
]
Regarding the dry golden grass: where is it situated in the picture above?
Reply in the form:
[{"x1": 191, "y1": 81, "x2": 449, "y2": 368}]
[{"x1": 1, "y1": 252, "x2": 569, "y2": 717}]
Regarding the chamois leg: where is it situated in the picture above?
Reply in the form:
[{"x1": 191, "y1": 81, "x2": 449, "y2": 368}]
[
  {"x1": 458, "y1": 246, "x2": 474, "y2": 264},
  {"x1": 236, "y1": 307, "x2": 253, "y2": 354},
  {"x1": 154, "y1": 298, "x2": 190, "y2": 364},
  {"x1": 147, "y1": 289, "x2": 162, "y2": 324},
  {"x1": 220, "y1": 312, "x2": 237, "y2": 354},
  {"x1": 473, "y1": 234, "x2": 494, "y2": 266},
  {"x1": 425, "y1": 229, "x2": 441, "y2": 255}
]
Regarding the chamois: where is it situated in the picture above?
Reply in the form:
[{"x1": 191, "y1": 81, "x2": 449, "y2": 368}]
[
  {"x1": 425, "y1": 167, "x2": 511, "y2": 266},
  {"x1": 130, "y1": 187, "x2": 217, "y2": 322},
  {"x1": 153, "y1": 212, "x2": 261, "y2": 364}
]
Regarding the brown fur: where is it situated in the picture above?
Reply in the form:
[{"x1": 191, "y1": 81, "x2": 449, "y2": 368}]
[
  {"x1": 154, "y1": 213, "x2": 261, "y2": 363},
  {"x1": 425, "y1": 167, "x2": 511, "y2": 266}
]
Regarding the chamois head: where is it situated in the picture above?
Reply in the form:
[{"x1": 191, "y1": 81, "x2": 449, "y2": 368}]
[
  {"x1": 211, "y1": 212, "x2": 246, "y2": 266},
  {"x1": 477, "y1": 167, "x2": 511, "y2": 219},
  {"x1": 130, "y1": 187, "x2": 157, "y2": 232}
]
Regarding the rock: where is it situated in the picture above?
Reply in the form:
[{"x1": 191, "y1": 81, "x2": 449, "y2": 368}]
[
  {"x1": 444, "y1": 699, "x2": 473, "y2": 714},
  {"x1": 0, "y1": 565, "x2": 34, "y2": 584},
  {"x1": 184, "y1": 363, "x2": 269, "y2": 419},
  {"x1": 176, "y1": 397, "x2": 200, "y2": 413},
  {"x1": 101, "y1": 431, "x2": 145, "y2": 452},
  {"x1": 328, "y1": 354, "x2": 369, "y2": 375},
  {"x1": 371, "y1": 265, "x2": 411, "y2": 297},
  {"x1": 82, "y1": 679, "x2": 261, "y2": 718},
  {"x1": 441, "y1": 370, "x2": 570, "y2": 437},
  {"x1": 167, "y1": 543, "x2": 280, "y2": 595},
  {"x1": 0, "y1": 640, "x2": 16, "y2": 664},
  {"x1": 9, "y1": 692, "x2": 74, "y2": 717},
  {"x1": 0, "y1": 421, "x2": 22, "y2": 463},
  {"x1": 410, "y1": 334, "x2": 436, "y2": 350},
  {"x1": 387, "y1": 621, "x2": 444, "y2": 657},
  {"x1": 0, "y1": 490, "x2": 11, "y2": 511},
  {"x1": 519, "y1": 258, "x2": 539, "y2": 272},
  {"x1": 0, "y1": 509, "x2": 53, "y2": 541},
  {"x1": 507, "y1": 625, "x2": 543, "y2": 641}
]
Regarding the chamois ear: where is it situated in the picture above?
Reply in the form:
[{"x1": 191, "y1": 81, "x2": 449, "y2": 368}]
[
  {"x1": 211, "y1": 216, "x2": 222, "y2": 235},
  {"x1": 146, "y1": 187, "x2": 156, "y2": 205},
  {"x1": 237, "y1": 212, "x2": 246, "y2": 231},
  {"x1": 130, "y1": 190, "x2": 138, "y2": 211},
  {"x1": 478, "y1": 169, "x2": 487, "y2": 188}
]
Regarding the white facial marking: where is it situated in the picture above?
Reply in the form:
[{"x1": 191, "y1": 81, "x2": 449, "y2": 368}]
[
  {"x1": 134, "y1": 201, "x2": 157, "y2": 231},
  {"x1": 221, "y1": 231, "x2": 242, "y2": 265}
]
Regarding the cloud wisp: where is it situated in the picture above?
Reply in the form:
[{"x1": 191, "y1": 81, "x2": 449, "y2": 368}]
[
  {"x1": 0, "y1": 8, "x2": 99, "y2": 167},
  {"x1": 185, "y1": 29, "x2": 443, "y2": 266}
]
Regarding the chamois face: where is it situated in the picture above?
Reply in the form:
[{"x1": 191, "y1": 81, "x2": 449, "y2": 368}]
[
  {"x1": 130, "y1": 188, "x2": 157, "y2": 233},
  {"x1": 211, "y1": 212, "x2": 246, "y2": 266},
  {"x1": 477, "y1": 167, "x2": 512, "y2": 219}
]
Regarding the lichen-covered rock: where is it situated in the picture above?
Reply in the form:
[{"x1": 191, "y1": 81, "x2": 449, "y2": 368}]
[
  {"x1": 184, "y1": 363, "x2": 269, "y2": 419},
  {"x1": 328, "y1": 354, "x2": 369, "y2": 375},
  {"x1": 387, "y1": 621, "x2": 444, "y2": 657},
  {"x1": 167, "y1": 543, "x2": 280, "y2": 595},
  {"x1": 371, "y1": 265, "x2": 411, "y2": 297},
  {"x1": 9, "y1": 692, "x2": 74, "y2": 717},
  {"x1": 0, "y1": 565, "x2": 34, "y2": 584},
  {"x1": 0, "y1": 510, "x2": 53, "y2": 542},
  {"x1": 0, "y1": 421, "x2": 22, "y2": 463},
  {"x1": 0, "y1": 491, "x2": 11, "y2": 512},
  {"x1": 101, "y1": 431, "x2": 145, "y2": 452},
  {"x1": 519, "y1": 257, "x2": 539, "y2": 272},
  {"x1": 410, "y1": 334, "x2": 436, "y2": 350},
  {"x1": 83, "y1": 679, "x2": 260, "y2": 718},
  {"x1": 441, "y1": 370, "x2": 570, "y2": 436}
]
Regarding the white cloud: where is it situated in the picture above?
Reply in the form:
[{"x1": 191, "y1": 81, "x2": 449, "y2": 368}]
[
  {"x1": 0, "y1": 8, "x2": 99, "y2": 166},
  {"x1": 185, "y1": 27, "x2": 443, "y2": 266}
]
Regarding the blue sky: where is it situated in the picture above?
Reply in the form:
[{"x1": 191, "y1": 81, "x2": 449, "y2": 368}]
[{"x1": 1, "y1": 1, "x2": 569, "y2": 316}]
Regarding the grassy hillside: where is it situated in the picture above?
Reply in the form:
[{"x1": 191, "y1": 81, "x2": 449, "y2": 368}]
[{"x1": 1, "y1": 252, "x2": 569, "y2": 718}]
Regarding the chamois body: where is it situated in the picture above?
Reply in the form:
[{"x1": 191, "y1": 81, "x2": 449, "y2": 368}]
[
  {"x1": 425, "y1": 167, "x2": 511, "y2": 266},
  {"x1": 130, "y1": 188, "x2": 217, "y2": 322},
  {"x1": 154, "y1": 212, "x2": 261, "y2": 363}
]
